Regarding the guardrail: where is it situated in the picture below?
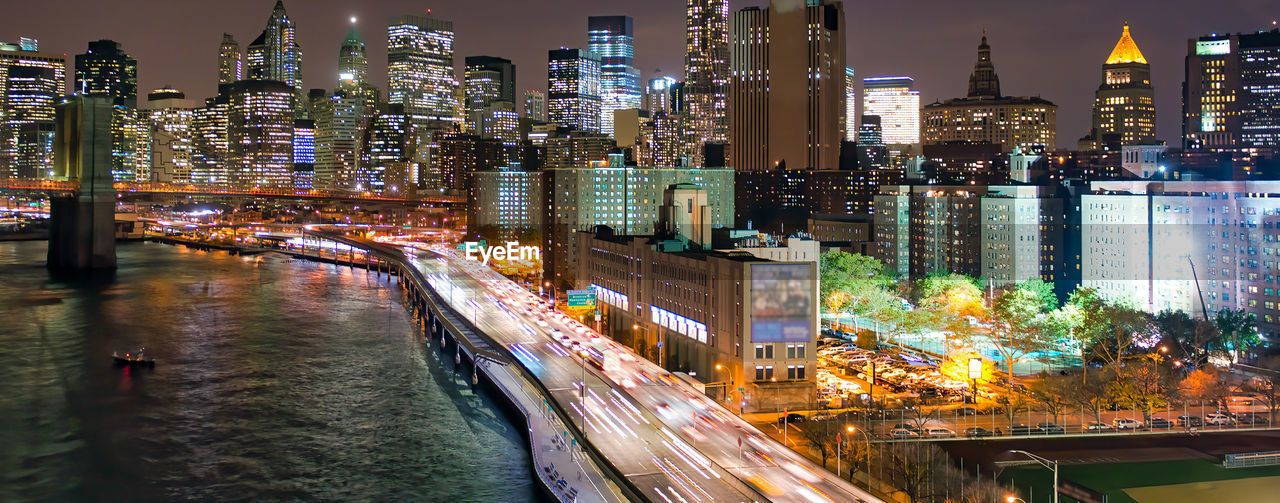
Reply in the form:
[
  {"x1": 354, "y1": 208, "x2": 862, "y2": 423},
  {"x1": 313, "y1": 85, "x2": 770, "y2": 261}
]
[{"x1": 1224, "y1": 450, "x2": 1280, "y2": 468}]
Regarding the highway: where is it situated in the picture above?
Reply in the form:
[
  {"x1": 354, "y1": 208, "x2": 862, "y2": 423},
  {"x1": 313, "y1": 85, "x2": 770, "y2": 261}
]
[{"x1": 409, "y1": 246, "x2": 881, "y2": 503}]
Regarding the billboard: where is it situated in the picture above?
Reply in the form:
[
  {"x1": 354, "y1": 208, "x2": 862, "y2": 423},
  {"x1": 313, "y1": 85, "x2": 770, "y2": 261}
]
[{"x1": 749, "y1": 263, "x2": 814, "y2": 343}]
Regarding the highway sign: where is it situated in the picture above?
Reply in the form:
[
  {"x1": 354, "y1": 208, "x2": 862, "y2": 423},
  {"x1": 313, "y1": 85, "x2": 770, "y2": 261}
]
[{"x1": 567, "y1": 289, "x2": 596, "y2": 307}]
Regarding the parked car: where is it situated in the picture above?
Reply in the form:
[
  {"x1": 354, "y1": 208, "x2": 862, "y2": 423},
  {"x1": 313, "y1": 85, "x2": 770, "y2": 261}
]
[
  {"x1": 965, "y1": 427, "x2": 994, "y2": 438},
  {"x1": 1237, "y1": 413, "x2": 1270, "y2": 426},
  {"x1": 956, "y1": 406, "x2": 979, "y2": 416},
  {"x1": 1177, "y1": 415, "x2": 1204, "y2": 427},
  {"x1": 777, "y1": 413, "x2": 806, "y2": 425},
  {"x1": 1205, "y1": 413, "x2": 1236, "y2": 426},
  {"x1": 1147, "y1": 417, "x2": 1173, "y2": 429},
  {"x1": 924, "y1": 427, "x2": 957, "y2": 438},
  {"x1": 1037, "y1": 423, "x2": 1066, "y2": 434},
  {"x1": 1010, "y1": 424, "x2": 1037, "y2": 436},
  {"x1": 1112, "y1": 418, "x2": 1143, "y2": 430},
  {"x1": 891, "y1": 424, "x2": 923, "y2": 434},
  {"x1": 1085, "y1": 422, "x2": 1114, "y2": 432},
  {"x1": 890, "y1": 428, "x2": 921, "y2": 439}
]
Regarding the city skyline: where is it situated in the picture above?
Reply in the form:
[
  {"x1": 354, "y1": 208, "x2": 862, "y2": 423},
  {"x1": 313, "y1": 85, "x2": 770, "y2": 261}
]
[{"x1": 2, "y1": 0, "x2": 1272, "y2": 148}]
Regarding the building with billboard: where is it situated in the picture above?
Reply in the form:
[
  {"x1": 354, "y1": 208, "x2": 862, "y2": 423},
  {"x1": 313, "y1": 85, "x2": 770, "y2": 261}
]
[{"x1": 575, "y1": 227, "x2": 818, "y2": 412}]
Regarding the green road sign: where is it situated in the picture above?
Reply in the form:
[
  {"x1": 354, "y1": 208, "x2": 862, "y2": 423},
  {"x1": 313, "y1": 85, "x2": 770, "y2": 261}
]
[{"x1": 567, "y1": 289, "x2": 596, "y2": 307}]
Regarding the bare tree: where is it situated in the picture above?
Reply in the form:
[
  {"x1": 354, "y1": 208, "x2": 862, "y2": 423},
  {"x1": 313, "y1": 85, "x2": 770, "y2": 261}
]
[
  {"x1": 1113, "y1": 359, "x2": 1173, "y2": 422},
  {"x1": 1028, "y1": 373, "x2": 1073, "y2": 424},
  {"x1": 992, "y1": 392, "x2": 1029, "y2": 428},
  {"x1": 875, "y1": 442, "x2": 951, "y2": 503},
  {"x1": 799, "y1": 417, "x2": 839, "y2": 467},
  {"x1": 1068, "y1": 367, "x2": 1115, "y2": 425}
]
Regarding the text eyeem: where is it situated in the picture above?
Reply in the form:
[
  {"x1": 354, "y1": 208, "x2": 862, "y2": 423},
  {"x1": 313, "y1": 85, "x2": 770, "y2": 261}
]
[{"x1": 463, "y1": 241, "x2": 541, "y2": 265}]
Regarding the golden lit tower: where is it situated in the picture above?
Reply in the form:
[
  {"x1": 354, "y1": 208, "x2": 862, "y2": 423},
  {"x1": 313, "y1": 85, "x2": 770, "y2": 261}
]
[
  {"x1": 684, "y1": 0, "x2": 730, "y2": 165},
  {"x1": 1087, "y1": 23, "x2": 1156, "y2": 149}
]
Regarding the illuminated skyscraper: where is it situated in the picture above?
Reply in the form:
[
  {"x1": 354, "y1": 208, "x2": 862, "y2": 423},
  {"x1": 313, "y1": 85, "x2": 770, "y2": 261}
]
[
  {"x1": 547, "y1": 48, "x2": 601, "y2": 132},
  {"x1": 845, "y1": 67, "x2": 856, "y2": 141},
  {"x1": 644, "y1": 76, "x2": 678, "y2": 115},
  {"x1": 1183, "y1": 29, "x2": 1280, "y2": 150},
  {"x1": 862, "y1": 77, "x2": 920, "y2": 145},
  {"x1": 246, "y1": 1, "x2": 303, "y2": 102},
  {"x1": 684, "y1": 0, "x2": 730, "y2": 150},
  {"x1": 388, "y1": 13, "x2": 459, "y2": 125},
  {"x1": 74, "y1": 40, "x2": 137, "y2": 108},
  {"x1": 0, "y1": 38, "x2": 64, "y2": 178},
  {"x1": 228, "y1": 80, "x2": 295, "y2": 188},
  {"x1": 313, "y1": 92, "x2": 363, "y2": 189},
  {"x1": 464, "y1": 56, "x2": 516, "y2": 132},
  {"x1": 145, "y1": 87, "x2": 197, "y2": 183},
  {"x1": 523, "y1": 90, "x2": 546, "y2": 121},
  {"x1": 1086, "y1": 23, "x2": 1156, "y2": 149},
  {"x1": 588, "y1": 16, "x2": 641, "y2": 137},
  {"x1": 730, "y1": 1, "x2": 847, "y2": 171},
  {"x1": 292, "y1": 118, "x2": 314, "y2": 188},
  {"x1": 191, "y1": 93, "x2": 231, "y2": 185},
  {"x1": 218, "y1": 34, "x2": 242, "y2": 85},
  {"x1": 336, "y1": 18, "x2": 379, "y2": 109}
]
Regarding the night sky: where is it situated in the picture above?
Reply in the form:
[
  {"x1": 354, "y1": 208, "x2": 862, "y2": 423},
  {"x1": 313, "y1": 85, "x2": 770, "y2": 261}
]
[{"x1": 5, "y1": 0, "x2": 1275, "y2": 147}]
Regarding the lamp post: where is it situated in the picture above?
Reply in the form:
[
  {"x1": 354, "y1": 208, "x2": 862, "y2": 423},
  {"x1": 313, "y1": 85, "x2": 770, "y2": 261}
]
[
  {"x1": 969, "y1": 357, "x2": 983, "y2": 404},
  {"x1": 1009, "y1": 449, "x2": 1058, "y2": 503},
  {"x1": 844, "y1": 425, "x2": 872, "y2": 483}
]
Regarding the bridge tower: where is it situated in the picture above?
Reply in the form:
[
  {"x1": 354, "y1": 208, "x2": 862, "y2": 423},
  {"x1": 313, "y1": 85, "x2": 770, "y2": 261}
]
[{"x1": 47, "y1": 96, "x2": 116, "y2": 270}]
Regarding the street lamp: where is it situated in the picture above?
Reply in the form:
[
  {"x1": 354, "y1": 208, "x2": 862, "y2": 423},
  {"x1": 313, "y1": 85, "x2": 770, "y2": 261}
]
[
  {"x1": 968, "y1": 357, "x2": 983, "y2": 404},
  {"x1": 1006, "y1": 497, "x2": 1026, "y2": 503},
  {"x1": 1009, "y1": 450, "x2": 1058, "y2": 503}
]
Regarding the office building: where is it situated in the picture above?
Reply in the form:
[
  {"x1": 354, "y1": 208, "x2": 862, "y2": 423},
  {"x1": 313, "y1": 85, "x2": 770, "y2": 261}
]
[
  {"x1": 388, "y1": 13, "x2": 459, "y2": 125},
  {"x1": 644, "y1": 76, "x2": 678, "y2": 115},
  {"x1": 862, "y1": 77, "x2": 920, "y2": 146},
  {"x1": 228, "y1": 80, "x2": 295, "y2": 188},
  {"x1": 922, "y1": 34, "x2": 1057, "y2": 152},
  {"x1": 464, "y1": 56, "x2": 516, "y2": 132},
  {"x1": 218, "y1": 33, "x2": 242, "y2": 85},
  {"x1": 292, "y1": 118, "x2": 314, "y2": 188},
  {"x1": 548, "y1": 49, "x2": 602, "y2": 133},
  {"x1": 684, "y1": 0, "x2": 730, "y2": 157},
  {"x1": 0, "y1": 39, "x2": 64, "y2": 178},
  {"x1": 357, "y1": 106, "x2": 414, "y2": 195},
  {"x1": 191, "y1": 92, "x2": 231, "y2": 185},
  {"x1": 468, "y1": 169, "x2": 543, "y2": 242},
  {"x1": 544, "y1": 133, "x2": 614, "y2": 168},
  {"x1": 312, "y1": 92, "x2": 364, "y2": 189},
  {"x1": 246, "y1": 0, "x2": 303, "y2": 101},
  {"x1": 588, "y1": 16, "x2": 641, "y2": 137},
  {"x1": 543, "y1": 164, "x2": 735, "y2": 288},
  {"x1": 1183, "y1": 29, "x2": 1280, "y2": 151},
  {"x1": 523, "y1": 89, "x2": 546, "y2": 121},
  {"x1": 337, "y1": 18, "x2": 380, "y2": 108},
  {"x1": 1083, "y1": 23, "x2": 1157, "y2": 150},
  {"x1": 429, "y1": 131, "x2": 503, "y2": 191},
  {"x1": 844, "y1": 67, "x2": 857, "y2": 141},
  {"x1": 636, "y1": 111, "x2": 688, "y2": 167},
  {"x1": 730, "y1": 1, "x2": 847, "y2": 172},
  {"x1": 145, "y1": 87, "x2": 198, "y2": 184},
  {"x1": 74, "y1": 40, "x2": 137, "y2": 109}
]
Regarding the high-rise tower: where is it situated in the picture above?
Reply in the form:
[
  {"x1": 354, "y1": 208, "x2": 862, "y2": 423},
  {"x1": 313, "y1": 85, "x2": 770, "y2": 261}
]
[
  {"x1": 588, "y1": 16, "x2": 640, "y2": 136},
  {"x1": 337, "y1": 17, "x2": 379, "y2": 107},
  {"x1": 547, "y1": 48, "x2": 602, "y2": 133},
  {"x1": 684, "y1": 0, "x2": 730, "y2": 161},
  {"x1": 246, "y1": 1, "x2": 303, "y2": 101},
  {"x1": 464, "y1": 56, "x2": 516, "y2": 132},
  {"x1": 218, "y1": 34, "x2": 242, "y2": 85},
  {"x1": 729, "y1": 0, "x2": 846, "y2": 171},
  {"x1": 1183, "y1": 29, "x2": 1280, "y2": 150},
  {"x1": 0, "y1": 38, "x2": 64, "y2": 179},
  {"x1": 74, "y1": 40, "x2": 138, "y2": 108},
  {"x1": 863, "y1": 77, "x2": 920, "y2": 145},
  {"x1": 388, "y1": 13, "x2": 459, "y2": 126},
  {"x1": 1085, "y1": 23, "x2": 1157, "y2": 150},
  {"x1": 968, "y1": 32, "x2": 1000, "y2": 98}
]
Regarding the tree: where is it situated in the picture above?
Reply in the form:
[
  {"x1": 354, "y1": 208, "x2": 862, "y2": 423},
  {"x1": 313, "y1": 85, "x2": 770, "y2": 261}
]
[
  {"x1": 1241, "y1": 354, "x2": 1280, "y2": 423},
  {"x1": 1017, "y1": 278, "x2": 1059, "y2": 312},
  {"x1": 914, "y1": 274, "x2": 985, "y2": 319},
  {"x1": 1112, "y1": 358, "x2": 1173, "y2": 422},
  {"x1": 874, "y1": 442, "x2": 953, "y2": 503},
  {"x1": 799, "y1": 416, "x2": 839, "y2": 468},
  {"x1": 820, "y1": 250, "x2": 893, "y2": 323},
  {"x1": 1028, "y1": 374, "x2": 1073, "y2": 424},
  {"x1": 992, "y1": 392, "x2": 1029, "y2": 428},
  {"x1": 1156, "y1": 309, "x2": 1220, "y2": 368},
  {"x1": 1068, "y1": 288, "x2": 1157, "y2": 367},
  {"x1": 1068, "y1": 367, "x2": 1116, "y2": 425},
  {"x1": 983, "y1": 287, "x2": 1049, "y2": 376},
  {"x1": 1214, "y1": 308, "x2": 1261, "y2": 364},
  {"x1": 1179, "y1": 365, "x2": 1232, "y2": 409},
  {"x1": 1045, "y1": 302, "x2": 1087, "y2": 382}
]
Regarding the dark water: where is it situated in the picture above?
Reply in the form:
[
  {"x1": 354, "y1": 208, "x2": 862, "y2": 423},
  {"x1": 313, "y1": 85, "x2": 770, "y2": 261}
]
[{"x1": 0, "y1": 241, "x2": 538, "y2": 502}]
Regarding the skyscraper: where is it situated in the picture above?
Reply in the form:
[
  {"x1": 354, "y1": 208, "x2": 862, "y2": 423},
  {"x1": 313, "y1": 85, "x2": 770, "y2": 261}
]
[
  {"x1": 862, "y1": 77, "x2": 920, "y2": 145},
  {"x1": 845, "y1": 67, "x2": 857, "y2": 142},
  {"x1": 191, "y1": 92, "x2": 231, "y2": 185},
  {"x1": 388, "y1": 13, "x2": 459, "y2": 126},
  {"x1": 684, "y1": 0, "x2": 730, "y2": 151},
  {"x1": 0, "y1": 38, "x2": 64, "y2": 179},
  {"x1": 729, "y1": 0, "x2": 847, "y2": 171},
  {"x1": 1183, "y1": 29, "x2": 1280, "y2": 150},
  {"x1": 1087, "y1": 23, "x2": 1156, "y2": 149},
  {"x1": 359, "y1": 106, "x2": 415, "y2": 194},
  {"x1": 145, "y1": 87, "x2": 197, "y2": 183},
  {"x1": 547, "y1": 48, "x2": 601, "y2": 132},
  {"x1": 74, "y1": 40, "x2": 137, "y2": 108},
  {"x1": 218, "y1": 34, "x2": 242, "y2": 85},
  {"x1": 588, "y1": 16, "x2": 641, "y2": 137},
  {"x1": 523, "y1": 90, "x2": 546, "y2": 121},
  {"x1": 312, "y1": 92, "x2": 363, "y2": 189},
  {"x1": 228, "y1": 80, "x2": 295, "y2": 188},
  {"x1": 922, "y1": 34, "x2": 1057, "y2": 152},
  {"x1": 246, "y1": 1, "x2": 303, "y2": 101},
  {"x1": 644, "y1": 76, "x2": 678, "y2": 115},
  {"x1": 464, "y1": 56, "x2": 516, "y2": 132}
]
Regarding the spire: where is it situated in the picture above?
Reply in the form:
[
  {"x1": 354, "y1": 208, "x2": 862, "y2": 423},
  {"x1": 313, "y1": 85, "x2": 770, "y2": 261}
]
[
  {"x1": 344, "y1": 17, "x2": 362, "y2": 45},
  {"x1": 1106, "y1": 22, "x2": 1147, "y2": 65},
  {"x1": 967, "y1": 31, "x2": 1001, "y2": 98}
]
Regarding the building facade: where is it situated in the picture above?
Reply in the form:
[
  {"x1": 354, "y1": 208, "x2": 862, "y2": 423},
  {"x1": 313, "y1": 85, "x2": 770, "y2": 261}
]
[
  {"x1": 547, "y1": 48, "x2": 602, "y2": 133},
  {"x1": 218, "y1": 33, "x2": 241, "y2": 85},
  {"x1": 0, "y1": 39, "x2": 64, "y2": 179},
  {"x1": 684, "y1": 0, "x2": 731, "y2": 165},
  {"x1": 388, "y1": 13, "x2": 458, "y2": 125},
  {"x1": 588, "y1": 16, "x2": 641, "y2": 137},
  {"x1": 228, "y1": 80, "x2": 295, "y2": 188},
  {"x1": 1182, "y1": 29, "x2": 1280, "y2": 151},
  {"x1": 464, "y1": 56, "x2": 516, "y2": 133},
  {"x1": 862, "y1": 76, "x2": 920, "y2": 146}
]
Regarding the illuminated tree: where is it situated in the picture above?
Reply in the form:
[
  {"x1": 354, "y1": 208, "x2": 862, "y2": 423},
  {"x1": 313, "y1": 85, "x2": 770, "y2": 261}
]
[
  {"x1": 983, "y1": 287, "x2": 1049, "y2": 376},
  {"x1": 1112, "y1": 358, "x2": 1174, "y2": 422},
  {"x1": 914, "y1": 274, "x2": 985, "y2": 319},
  {"x1": 1178, "y1": 365, "x2": 1231, "y2": 409},
  {"x1": 1213, "y1": 308, "x2": 1261, "y2": 364},
  {"x1": 1028, "y1": 373, "x2": 1073, "y2": 424}
]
